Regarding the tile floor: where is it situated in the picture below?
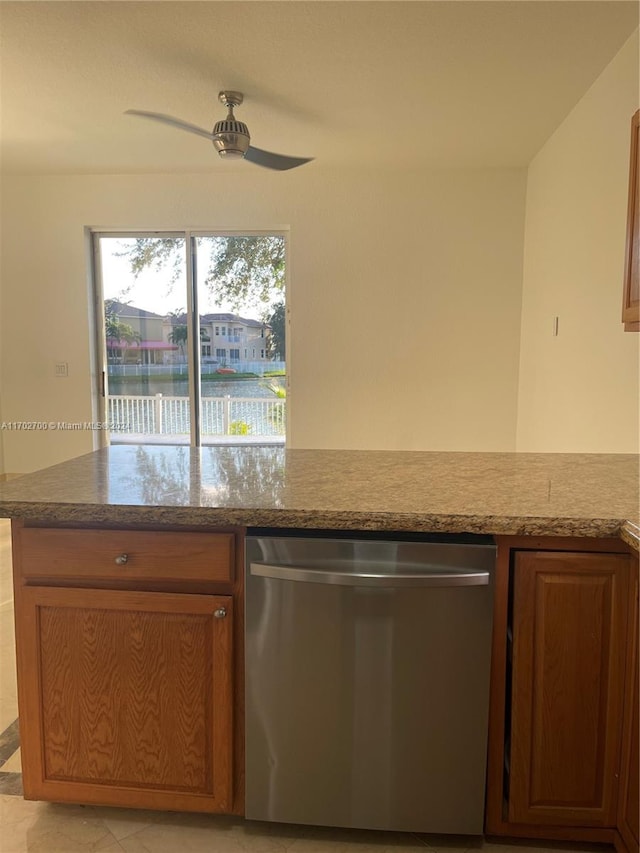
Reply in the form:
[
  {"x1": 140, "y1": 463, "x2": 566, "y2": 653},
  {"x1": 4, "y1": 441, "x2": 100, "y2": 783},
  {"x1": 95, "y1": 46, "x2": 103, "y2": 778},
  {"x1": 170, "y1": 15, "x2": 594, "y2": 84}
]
[{"x1": 0, "y1": 519, "x2": 613, "y2": 853}]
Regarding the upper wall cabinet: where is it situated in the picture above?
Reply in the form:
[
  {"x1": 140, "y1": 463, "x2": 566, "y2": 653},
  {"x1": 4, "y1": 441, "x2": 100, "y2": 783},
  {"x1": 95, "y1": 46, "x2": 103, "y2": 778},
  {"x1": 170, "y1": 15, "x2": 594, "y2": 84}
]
[{"x1": 622, "y1": 109, "x2": 639, "y2": 332}]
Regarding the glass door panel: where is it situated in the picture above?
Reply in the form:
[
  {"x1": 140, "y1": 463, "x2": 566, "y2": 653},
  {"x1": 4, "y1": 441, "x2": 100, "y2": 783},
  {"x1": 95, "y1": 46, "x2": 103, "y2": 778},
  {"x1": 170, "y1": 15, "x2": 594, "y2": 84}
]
[
  {"x1": 96, "y1": 235, "x2": 191, "y2": 445},
  {"x1": 194, "y1": 235, "x2": 286, "y2": 446}
]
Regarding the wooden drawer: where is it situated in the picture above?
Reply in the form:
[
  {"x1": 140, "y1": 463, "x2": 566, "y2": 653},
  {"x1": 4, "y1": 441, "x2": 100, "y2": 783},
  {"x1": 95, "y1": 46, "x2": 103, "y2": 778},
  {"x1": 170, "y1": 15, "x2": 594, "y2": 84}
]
[{"x1": 17, "y1": 527, "x2": 234, "y2": 584}]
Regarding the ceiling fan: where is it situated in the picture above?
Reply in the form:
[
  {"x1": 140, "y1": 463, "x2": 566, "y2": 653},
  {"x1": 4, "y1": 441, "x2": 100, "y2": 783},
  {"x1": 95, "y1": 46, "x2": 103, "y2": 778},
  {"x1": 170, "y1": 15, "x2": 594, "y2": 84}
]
[{"x1": 125, "y1": 91, "x2": 313, "y2": 171}]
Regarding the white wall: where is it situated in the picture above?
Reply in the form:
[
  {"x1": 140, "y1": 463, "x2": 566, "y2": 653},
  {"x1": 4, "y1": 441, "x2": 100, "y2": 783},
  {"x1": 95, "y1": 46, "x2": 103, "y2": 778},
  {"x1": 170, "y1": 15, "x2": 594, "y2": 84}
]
[
  {"x1": 0, "y1": 166, "x2": 526, "y2": 472},
  {"x1": 516, "y1": 31, "x2": 640, "y2": 453},
  {"x1": 0, "y1": 236, "x2": 4, "y2": 476}
]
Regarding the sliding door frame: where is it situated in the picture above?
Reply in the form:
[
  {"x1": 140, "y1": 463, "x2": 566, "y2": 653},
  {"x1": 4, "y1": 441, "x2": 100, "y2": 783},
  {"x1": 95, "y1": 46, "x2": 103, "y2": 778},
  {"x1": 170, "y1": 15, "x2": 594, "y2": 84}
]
[{"x1": 91, "y1": 229, "x2": 289, "y2": 449}]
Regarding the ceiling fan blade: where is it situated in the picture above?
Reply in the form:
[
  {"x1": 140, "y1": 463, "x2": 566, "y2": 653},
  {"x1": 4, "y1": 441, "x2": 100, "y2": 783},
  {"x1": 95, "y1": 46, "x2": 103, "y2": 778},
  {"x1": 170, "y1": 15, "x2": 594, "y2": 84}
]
[
  {"x1": 124, "y1": 110, "x2": 214, "y2": 141},
  {"x1": 244, "y1": 146, "x2": 313, "y2": 171}
]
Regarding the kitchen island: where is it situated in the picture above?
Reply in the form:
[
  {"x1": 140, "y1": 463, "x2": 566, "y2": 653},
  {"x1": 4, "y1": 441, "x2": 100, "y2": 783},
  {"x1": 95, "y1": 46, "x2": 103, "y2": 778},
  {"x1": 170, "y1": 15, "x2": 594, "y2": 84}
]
[
  {"x1": 0, "y1": 446, "x2": 638, "y2": 852},
  {"x1": 0, "y1": 444, "x2": 637, "y2": 537}
]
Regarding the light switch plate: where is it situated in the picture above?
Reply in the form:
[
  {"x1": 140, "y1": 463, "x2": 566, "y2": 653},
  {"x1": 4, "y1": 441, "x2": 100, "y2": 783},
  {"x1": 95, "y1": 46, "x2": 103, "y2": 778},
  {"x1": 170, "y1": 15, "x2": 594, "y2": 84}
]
[{"x1": 54, "y1": 362, "x2": 68, "y2": 377}]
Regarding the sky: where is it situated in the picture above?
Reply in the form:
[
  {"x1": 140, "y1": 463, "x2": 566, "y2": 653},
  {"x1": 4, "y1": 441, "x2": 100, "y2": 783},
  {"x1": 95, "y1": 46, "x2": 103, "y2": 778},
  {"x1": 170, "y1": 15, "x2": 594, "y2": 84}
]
[{"x1": 99, "y1": 236, "x2": 280, "y2": 320}]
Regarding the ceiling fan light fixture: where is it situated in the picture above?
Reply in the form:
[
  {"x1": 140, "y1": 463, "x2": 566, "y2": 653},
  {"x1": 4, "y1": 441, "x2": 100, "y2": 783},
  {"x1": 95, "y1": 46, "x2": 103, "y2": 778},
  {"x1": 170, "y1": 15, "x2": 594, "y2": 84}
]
[
  {"x1": 216, "y1": 147, "x2": 246, "y2": 160},
  {"x1": 212, "y1": 117, "x2": 250, "y2": 159},
  {"x1": 125, "y1": 90, "x2": 313, "y2": 170}
]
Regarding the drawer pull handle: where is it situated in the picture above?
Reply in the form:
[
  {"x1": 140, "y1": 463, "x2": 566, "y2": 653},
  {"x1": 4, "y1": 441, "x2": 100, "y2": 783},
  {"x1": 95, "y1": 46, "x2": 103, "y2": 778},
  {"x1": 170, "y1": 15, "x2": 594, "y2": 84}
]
[
  {"x1": 214, "y1": 608, "x2": 227, "y2": 619},
  {"x1": 114, "y1": 554, "x2": 129, "y2": 566}
]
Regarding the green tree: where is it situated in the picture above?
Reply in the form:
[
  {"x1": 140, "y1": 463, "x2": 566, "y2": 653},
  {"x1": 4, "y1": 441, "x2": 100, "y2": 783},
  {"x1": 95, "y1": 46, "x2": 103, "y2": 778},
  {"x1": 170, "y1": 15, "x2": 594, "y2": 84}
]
[
  {"x1": 203, "y1": 236, "x2": 284, "y2": 309},
  {"x1": 266, "y1": 301, "x2": 286, "y2": 359},
  {"x1": 167, "y1": 312, "x2": 212, "y2": 357},
  {"x1": 119, "y1": 236, "x2": 285, "y2": 311},
  {"x1": 116, "y1": 238, "x2": 185, "y2": 283},
  {"x1": 167, "y1": 325, "x2": 188, "y2": 355},
  {"x1": 104, "y1": 301, "x2": 141, "y2": 360}
]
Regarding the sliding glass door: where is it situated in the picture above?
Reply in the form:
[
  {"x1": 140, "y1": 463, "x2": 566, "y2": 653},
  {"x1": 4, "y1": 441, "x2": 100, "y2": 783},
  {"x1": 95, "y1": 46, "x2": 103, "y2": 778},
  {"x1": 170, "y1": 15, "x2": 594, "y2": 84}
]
[{"x1": 93, "y1": 232, "x2": 287, "y2": 447}]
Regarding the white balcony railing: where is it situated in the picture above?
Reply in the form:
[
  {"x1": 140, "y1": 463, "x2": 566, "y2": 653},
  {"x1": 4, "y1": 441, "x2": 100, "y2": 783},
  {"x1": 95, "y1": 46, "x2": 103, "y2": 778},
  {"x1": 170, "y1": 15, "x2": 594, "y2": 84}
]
[{"x1": 108, "y1": 394, "x2": 285, "y2": 438}]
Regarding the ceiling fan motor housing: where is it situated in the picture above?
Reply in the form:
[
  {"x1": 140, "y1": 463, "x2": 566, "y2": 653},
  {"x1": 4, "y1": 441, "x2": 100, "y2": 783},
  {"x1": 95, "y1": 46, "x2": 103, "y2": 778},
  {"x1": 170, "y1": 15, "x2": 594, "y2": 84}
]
[{"x1": 212, "y1": 117, "x2": 250, "y2": 159}]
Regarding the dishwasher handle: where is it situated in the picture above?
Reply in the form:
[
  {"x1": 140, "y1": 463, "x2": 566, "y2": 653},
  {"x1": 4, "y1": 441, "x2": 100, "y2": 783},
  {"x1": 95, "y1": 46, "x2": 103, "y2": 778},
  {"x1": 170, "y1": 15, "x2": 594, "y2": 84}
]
[{"x1": 249, "y1": 562, "x2": 490, "y2": 588}]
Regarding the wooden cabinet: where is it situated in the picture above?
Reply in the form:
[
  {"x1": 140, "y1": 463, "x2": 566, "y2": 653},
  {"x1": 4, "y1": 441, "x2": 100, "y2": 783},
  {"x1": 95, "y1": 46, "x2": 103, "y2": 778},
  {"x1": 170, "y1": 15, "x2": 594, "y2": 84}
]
[
  {"x1": 509, "y1": 550, "x2": 629, "y2": 827},
  {"x1": 486, "y1": 537, "x2": 635, "y2": 845},
  {"x1": 617, "y1": 558, "x2": 639, "y2": 853},
  {"x1": 12, "y1": 523, "x2": 241, "y2": 814},
  {"x1": 623, "y1": 109, "x2": 639, "y2": 332}
]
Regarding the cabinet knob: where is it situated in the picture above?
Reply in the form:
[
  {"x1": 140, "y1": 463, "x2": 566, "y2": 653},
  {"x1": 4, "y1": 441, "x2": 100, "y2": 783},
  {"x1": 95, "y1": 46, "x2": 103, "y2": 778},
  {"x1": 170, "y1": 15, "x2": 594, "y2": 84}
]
[
  {"x1": 214, "y1": 608, "x2": 227, "y2": 619},
  {"x1": 114, "y1": 554, "x2": 129, "y2": 566}
]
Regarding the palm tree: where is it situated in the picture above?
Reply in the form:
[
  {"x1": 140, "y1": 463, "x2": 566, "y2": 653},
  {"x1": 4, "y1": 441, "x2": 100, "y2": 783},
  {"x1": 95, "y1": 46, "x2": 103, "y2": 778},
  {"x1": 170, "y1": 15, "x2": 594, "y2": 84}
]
[
  {"x1": 105, "y1": 305, "x2": 141, "y2": 360},
  {"x1": 167, "y1": 317, "x2": 210, "y2": 359},
  {"x1": 167, "y1": 324, "x2": 189, "y2": 353}
]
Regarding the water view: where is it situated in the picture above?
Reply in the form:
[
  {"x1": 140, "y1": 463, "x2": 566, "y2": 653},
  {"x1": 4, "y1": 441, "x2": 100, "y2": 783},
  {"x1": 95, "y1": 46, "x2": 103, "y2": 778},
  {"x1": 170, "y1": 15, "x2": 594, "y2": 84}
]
[{"x1": 108, "y1": 377, "x2": 283, "y2": 399}]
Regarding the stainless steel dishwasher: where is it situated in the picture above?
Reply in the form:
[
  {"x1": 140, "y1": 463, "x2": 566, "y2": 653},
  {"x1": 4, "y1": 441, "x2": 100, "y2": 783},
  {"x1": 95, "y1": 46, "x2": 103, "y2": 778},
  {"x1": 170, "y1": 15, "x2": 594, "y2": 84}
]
[{"x1": 245, "y1": 531, "x2": 496, "y2": 835}]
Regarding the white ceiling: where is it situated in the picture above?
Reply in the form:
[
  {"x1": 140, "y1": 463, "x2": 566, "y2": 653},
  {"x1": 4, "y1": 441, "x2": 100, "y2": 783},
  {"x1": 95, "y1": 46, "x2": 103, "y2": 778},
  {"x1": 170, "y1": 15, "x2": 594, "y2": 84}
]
[{"x1": 0, "y1": 1, "x2": 637, "y2": 174}]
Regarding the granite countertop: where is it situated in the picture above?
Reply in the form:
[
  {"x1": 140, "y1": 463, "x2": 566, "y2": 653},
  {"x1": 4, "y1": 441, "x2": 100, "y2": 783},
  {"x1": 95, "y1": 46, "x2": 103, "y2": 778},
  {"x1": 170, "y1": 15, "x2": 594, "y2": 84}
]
[{"x1": 0, "y1": 445, "x2": 638, "y2": 543}]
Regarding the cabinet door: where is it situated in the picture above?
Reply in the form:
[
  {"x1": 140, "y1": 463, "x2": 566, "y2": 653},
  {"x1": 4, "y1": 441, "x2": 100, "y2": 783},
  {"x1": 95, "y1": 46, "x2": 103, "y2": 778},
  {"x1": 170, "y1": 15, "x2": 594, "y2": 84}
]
[
  {"x1": 509, "y1": 551, "x2": 629, "y2": 827},
  {"x1": 617, "y1": 562, "x2": 639, "y2": 851},
  {"x1": 16, "y1": 587, "x2": 233, "y2": 813},
  {"x1": 623, "y1": 109, "x2": 640, "y2": 331}
]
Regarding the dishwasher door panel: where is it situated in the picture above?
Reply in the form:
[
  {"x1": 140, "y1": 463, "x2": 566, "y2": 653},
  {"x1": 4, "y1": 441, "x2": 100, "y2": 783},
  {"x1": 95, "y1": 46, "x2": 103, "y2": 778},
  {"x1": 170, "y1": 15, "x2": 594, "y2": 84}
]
[{"x1": 245, "y1": 538, "x2": 494, "y2": 834}]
